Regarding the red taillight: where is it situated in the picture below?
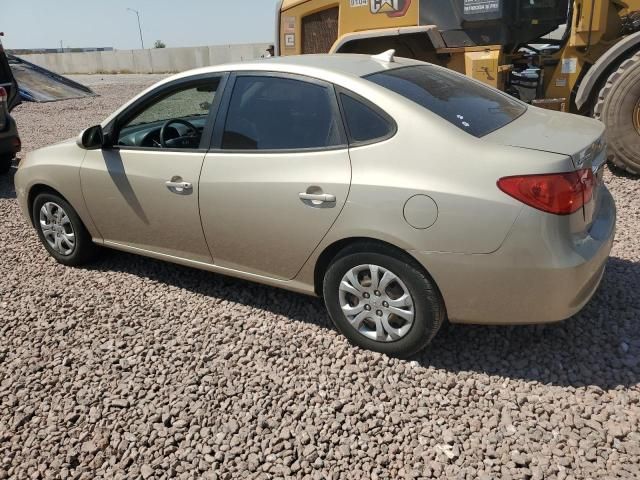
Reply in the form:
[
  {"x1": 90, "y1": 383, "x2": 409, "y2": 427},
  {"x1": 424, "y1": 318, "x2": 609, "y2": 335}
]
[
  {"x1": 0, "y1": 87, "x2": 6, "y2": 103},
  {"x1": 497, "y1": 168, "x2": 595, "y2": 215}
]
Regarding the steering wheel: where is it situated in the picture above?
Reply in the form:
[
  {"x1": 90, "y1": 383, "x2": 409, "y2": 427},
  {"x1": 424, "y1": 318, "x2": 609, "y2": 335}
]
[{"x1": 160, "y1": 118, "x2": 198, "y2": 148}]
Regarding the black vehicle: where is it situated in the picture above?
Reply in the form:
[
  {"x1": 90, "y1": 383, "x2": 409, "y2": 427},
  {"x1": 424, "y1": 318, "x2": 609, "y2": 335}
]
[{"x1": 0, "y1": 32, "x2": 21, "y2": 174}]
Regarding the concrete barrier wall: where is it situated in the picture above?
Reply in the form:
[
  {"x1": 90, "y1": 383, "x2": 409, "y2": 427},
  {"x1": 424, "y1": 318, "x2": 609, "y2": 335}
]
[{"x1": 20, "y1": 43, "x2": 271, "y2": 74}]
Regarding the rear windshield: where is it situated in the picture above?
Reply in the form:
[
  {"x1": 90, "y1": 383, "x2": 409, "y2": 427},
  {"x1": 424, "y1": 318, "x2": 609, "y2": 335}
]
[{"x1": 366, "y1": 66, "x2": 526, "y2": 137}]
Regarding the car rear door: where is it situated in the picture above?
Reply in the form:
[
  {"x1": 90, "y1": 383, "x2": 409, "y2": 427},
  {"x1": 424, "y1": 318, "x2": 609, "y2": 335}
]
[
  {"x1": 0, "y1": 35, "x2": 20, "y2": 112},
  {"x1": 199, "y1": 72, "x2": 351, "y2": 280}
]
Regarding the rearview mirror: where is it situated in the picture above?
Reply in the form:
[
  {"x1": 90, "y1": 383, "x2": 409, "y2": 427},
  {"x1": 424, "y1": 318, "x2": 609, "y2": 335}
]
[{"x1": 77, "y1": 125, "x2": 104, "y2": 150}]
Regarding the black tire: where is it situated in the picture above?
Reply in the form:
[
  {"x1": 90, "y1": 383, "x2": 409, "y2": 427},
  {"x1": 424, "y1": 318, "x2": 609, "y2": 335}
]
[
  {"x1": 593, "y1": 51, "x2": 640, "y2": 175},
  {"x1": 0, "y1": 155, "x2": 12, "y2": 175},
  {"x1": 323, "y1": 244, "x2": 445, "y2": 358},
  {"x1": 32, "y1": 192, "x2": 97, "y2": 266}
]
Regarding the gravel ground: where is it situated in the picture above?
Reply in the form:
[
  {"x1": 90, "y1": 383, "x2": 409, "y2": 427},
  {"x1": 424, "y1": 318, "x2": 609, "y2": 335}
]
[{"x1": 1, "y1": 75, "x2": 639, "y2": 480}]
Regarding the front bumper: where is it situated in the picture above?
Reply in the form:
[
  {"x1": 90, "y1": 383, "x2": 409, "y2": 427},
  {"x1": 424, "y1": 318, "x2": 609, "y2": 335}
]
[{"x1": 411, "y1": 187, "x2": 616, "y2": 325}]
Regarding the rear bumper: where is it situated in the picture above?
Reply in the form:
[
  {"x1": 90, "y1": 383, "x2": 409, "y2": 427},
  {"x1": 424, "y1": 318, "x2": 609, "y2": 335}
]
[
  {"x1": 0, "y1": 116, "x2": 21, "y2": 157},
  {"x1": 411, "y1": 187, "x2": 616, "y2": 325}
]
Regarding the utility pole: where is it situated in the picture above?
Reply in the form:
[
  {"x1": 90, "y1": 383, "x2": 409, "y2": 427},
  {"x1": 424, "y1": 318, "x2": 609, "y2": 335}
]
[
  {"x1": 60, "y1": 40, "x2": 63, "y2": 53},
  {"x1": 126, "y1": 8, "x2": 145, "y2": 49}
]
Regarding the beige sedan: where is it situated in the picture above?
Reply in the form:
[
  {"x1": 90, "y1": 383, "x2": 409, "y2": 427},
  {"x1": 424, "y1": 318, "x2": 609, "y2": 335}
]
[{"x1": 14, "y1": 53, "x2": 616, "y2": 357}]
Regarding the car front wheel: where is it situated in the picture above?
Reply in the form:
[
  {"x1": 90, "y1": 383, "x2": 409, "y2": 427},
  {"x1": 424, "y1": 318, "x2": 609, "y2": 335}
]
[
  {"x1": 323, "y1": 246, "x2": 445, "y2": 357},
  {"x1": 32, "y1": 192, "x2": 97, "y2": 266}
]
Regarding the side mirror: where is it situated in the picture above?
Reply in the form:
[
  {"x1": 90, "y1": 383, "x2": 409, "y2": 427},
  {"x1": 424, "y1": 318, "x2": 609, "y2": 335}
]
[{"x1": 77, "y1": 125, "x2": 104, "y2": 150}]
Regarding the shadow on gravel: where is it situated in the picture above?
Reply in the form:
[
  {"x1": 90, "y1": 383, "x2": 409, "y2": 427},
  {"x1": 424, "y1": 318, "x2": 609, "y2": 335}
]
[
  {"x1": 88, "y1": 250, "x2": 640, "y2": 390},
  {"x1": 420, "y1": 256, "x2": 640, "y2": 390},
  {"x1": 0, "y1": 163, "x2": 17, "y2": 199},
  {"x1": 607, "y1": 163, "x2": 640, "y2": 179}
]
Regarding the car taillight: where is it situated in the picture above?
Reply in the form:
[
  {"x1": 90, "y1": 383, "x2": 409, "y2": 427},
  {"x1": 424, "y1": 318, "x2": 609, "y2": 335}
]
[
  {"x1": 497, "y1": 168, "x2": 595, "y2": 215},
  {"x1": 0, "y1": 87, "x2": 6, "y2": 104}
]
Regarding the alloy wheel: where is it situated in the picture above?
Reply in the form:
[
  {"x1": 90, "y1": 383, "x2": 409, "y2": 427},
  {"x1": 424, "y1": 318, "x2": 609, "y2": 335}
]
[
  {"x1": 39, "y1": 202, "x2": 76, "y2": 256},
  {"x1": 338, "y1": 264, "x2": 415, "y2": 342}
]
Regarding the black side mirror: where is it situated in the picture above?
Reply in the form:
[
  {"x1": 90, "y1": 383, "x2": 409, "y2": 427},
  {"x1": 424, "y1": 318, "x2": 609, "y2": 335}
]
[{"x1": 78, "y1": 125, "x2": 104, "y2": 150}]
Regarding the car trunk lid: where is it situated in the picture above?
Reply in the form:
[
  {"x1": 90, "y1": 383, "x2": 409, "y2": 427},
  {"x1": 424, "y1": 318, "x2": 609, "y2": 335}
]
[{"x1": 484, "y1": 106, "x2": 605, "y2": 159}]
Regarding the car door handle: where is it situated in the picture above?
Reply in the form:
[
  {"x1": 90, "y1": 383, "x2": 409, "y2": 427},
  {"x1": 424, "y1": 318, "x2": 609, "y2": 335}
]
[
  {"x1": 299, "y1": 193, "x2": 336, "y2": 203},
  {"x1": 166, "y1": 180, "x2": 193, "y2": 192}
]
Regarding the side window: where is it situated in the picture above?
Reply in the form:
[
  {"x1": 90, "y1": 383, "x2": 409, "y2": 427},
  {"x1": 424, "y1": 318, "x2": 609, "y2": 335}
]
[
  {"x1": 222, "y1": 76, "x2": 343, "y2": 150},
  {"x1": 118, "y1": 79, "x2": 220, "y2": 149},
  {"x1": 340, "y1": 93, "x2": 393, "y2": 144}
]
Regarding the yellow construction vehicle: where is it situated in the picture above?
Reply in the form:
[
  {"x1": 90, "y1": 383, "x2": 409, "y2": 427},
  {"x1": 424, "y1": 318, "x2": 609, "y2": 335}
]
[{"x1": 276, "y1": 0, "x2": 640, "y2": 174}]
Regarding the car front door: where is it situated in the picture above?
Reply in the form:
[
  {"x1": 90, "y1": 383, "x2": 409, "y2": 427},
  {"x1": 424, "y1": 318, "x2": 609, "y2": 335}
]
[
  {"x1": 200, "y1": 73, "x2": 352, "y2": 280},
  {"x1": 80, "y1": 75, "x2": 225, "y2": 263}
]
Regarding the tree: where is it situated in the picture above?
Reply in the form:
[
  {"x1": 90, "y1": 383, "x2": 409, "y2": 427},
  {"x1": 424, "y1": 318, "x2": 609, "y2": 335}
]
[{"x1": 154, "y1": 40, "x2": 166, "y2": 49}]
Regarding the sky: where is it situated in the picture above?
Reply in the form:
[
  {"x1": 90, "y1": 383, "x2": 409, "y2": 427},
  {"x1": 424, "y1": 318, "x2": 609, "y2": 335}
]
[{"x1": 2, "y1": 0, "x2": 281, "y2": 50}]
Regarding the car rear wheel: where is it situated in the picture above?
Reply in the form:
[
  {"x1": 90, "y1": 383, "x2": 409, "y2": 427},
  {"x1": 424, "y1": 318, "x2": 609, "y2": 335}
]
[
  {"x1": 323, "y1": 245, "x2": 444, "y2": 357},
  {"x1": 0, "y1": 154, "x2": 12, "y2": 174},
  {"x1": 32, "y1": 192, "x2": 97, "y2": 266}
]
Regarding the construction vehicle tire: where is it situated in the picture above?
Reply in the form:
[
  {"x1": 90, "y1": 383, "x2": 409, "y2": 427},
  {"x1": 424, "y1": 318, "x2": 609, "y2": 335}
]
[{"x1": 594, "y1": 51, "x2": 640, "y2": 175}]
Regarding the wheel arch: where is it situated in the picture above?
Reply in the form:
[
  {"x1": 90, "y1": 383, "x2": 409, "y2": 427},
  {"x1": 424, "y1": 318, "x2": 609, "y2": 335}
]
[
  {"x1": 575, "y1": 31, "x2": 640, "y2": 112},
  {"x1": 27, "y1": 184, "x2": 73, "y2": 226},
  {"x1": 312, "y1": 237, "x2": 446, "y2": 311}
]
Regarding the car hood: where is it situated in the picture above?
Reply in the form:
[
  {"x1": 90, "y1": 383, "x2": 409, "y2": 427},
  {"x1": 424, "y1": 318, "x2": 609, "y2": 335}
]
[
  {"x1": 40, "y1": 136, "x2": 78, "y2": 150},
  {"x1": 22, "y1": 136, "x2": 80, "y2": 167},
  {"x1": 483, "y1": 105, "x2": 605, "y2": 159}
]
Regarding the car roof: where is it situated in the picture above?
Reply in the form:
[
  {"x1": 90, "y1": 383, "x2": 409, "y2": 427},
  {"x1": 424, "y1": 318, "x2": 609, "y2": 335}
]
[
  {"x1": 248, "y1": 54, "x2": 423, "y2": 76},
  {"x1": 167, "y1": 54, "x2": 425, "y2": 84}
]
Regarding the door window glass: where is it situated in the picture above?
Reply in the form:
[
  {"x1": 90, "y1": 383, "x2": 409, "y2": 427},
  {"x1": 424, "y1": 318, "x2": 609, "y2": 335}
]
[
  {"x1": 118, "y1": 79, "x2": 220, "y2": 149},
  {"x1": 222, "y1": 75, "x2": 343, "y2": 150},
  {"x1": 340, "y1": 94, "x2": 393, "y2": 143}
]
